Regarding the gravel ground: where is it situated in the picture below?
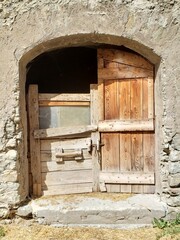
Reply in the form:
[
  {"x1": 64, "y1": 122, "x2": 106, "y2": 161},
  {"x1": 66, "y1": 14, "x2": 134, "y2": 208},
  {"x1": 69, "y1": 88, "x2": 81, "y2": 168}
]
[{"x1": 0, "y1": 219, "x2": 175, "y2": 240}]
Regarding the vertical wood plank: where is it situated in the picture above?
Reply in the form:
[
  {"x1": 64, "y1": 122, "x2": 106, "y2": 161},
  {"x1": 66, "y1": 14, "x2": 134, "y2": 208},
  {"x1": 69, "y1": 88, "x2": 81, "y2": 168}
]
[
  {"x1": 142, "y1": 79, "x2": 155, "y2": 193},
  {"x1": 104, "y1": 80, "x2": 119, "y2": 119},
  {"x1": 101, "y1": 133, "x2": 120, "y2": 192},
  {"x1": 130, "y1": 79, "x2": 143, "y2": 193},
  {"x1": 148, "y1": 77, "x2": 154, "y2": 119},
  {"x1": 143, "y1": 132, "x2": 155, "y2": 193},
  {"x1": 119, "y1": 80, "x2": 131, "y2": 192},
  {"x1": 91, "y1": 84, "x2": 100, "y2": 192},
  {"x1": 28, "y1": 85, "x2": 41, "y2": 196},
  {"x1": 98, "y1": 78, "x2": 104, "y2": 121}
]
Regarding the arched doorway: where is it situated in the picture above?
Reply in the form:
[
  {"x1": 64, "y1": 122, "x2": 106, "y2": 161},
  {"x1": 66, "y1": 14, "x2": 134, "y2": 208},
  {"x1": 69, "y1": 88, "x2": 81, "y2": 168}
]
[{"x1": 26, "y1": 46, "x2": 155, "y2": 197}]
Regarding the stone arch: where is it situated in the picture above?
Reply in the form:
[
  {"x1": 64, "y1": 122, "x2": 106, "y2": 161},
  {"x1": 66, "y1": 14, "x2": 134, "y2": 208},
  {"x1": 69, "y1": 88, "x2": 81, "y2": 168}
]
[{"x1": 19, "y1": 33, "x2": 161, "y2": 197}]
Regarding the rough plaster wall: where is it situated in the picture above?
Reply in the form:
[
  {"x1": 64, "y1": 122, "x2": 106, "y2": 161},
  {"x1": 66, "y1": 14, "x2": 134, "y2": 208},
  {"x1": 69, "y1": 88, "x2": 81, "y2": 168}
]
[{"x1": 0, "y1": 0, "x2": 179, "y2": 216}]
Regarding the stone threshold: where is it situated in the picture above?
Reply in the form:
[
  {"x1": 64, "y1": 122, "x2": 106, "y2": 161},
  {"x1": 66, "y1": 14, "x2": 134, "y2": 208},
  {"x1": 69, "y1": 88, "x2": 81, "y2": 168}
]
[{"x1": 17, "y1": 193, "x2": 168, "y2": 227}]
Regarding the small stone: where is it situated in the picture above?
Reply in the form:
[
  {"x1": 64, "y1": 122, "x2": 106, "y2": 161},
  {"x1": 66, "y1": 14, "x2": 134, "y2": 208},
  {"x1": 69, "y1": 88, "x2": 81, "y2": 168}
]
[
  {"x1": 169, "y1": 150, "x2": 180, "y2": 162},
  {"x1": 16, "y1": 204, "x2": 32, "y2": 218},
  {"x1": 6, "y1": 139, "x2": 16, "y2": 148},
  {"x1": 5, "y1": 150, "x2": 17, "y2": 161},
  {"x1": 169, "y1": 162, "x2": 180, "y2": 174},
  {"x1": 168, "y1": 174, "x2": 180, "y2": 187}
]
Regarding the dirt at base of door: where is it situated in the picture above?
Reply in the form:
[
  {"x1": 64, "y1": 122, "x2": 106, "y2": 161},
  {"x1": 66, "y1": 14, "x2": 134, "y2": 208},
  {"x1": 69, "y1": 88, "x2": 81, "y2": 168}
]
[{"x1": 0, "y1": 218, "x2": 167, "y2": 240}]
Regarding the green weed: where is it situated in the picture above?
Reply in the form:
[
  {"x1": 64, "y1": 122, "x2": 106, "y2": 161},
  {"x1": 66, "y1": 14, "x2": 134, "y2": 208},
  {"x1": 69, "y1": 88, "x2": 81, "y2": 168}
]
[
  {"x1": 0, "y1": 226, "x2": 5, "y2": 238},
  {"x1": 153, "y1": 214, "x2": 180, "y2": 240}
]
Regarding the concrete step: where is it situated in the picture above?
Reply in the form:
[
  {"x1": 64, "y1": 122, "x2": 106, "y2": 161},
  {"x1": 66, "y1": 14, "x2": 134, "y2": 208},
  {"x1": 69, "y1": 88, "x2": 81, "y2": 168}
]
[{"x1": 18, "y1": 194, "x2": 168, "y2": 227}]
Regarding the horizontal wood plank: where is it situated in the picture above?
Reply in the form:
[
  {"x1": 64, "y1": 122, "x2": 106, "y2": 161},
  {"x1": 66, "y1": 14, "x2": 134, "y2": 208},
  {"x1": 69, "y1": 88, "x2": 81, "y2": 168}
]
[
  {"x1": 41, "y1": 160, "x2": 92, "y2": 172},
  {"x1": 41, "y1": 149, "x2": 92, "y2": 162},
  {"x1": 99, "y1": 66, "x2": 153, "y2": 79},
  {"x1": 39, "y1": 93, "x2": 90, "y2": 102},
  {"x1": 42, "y1": 183, "x2": 93, "y2": 195},
  {"x1": 39, "y1": 101, "x2": 90, "y2": 107},
  {"x1": 34, "y1": 125, "x2": 97, "y2": 139},
  {"x1": 98, "y1": 119, "x2": 154, "y2": 132},
  {"x1": 98, "y1": 49, "x2": 153, "y2": 70},
  {"x1": 40, "y1": 138, "x2": 92, "y2": 151},
  {"x1": 42, "y1": 170, "x2": 92, "y2": 186},
  {"x1": 100, "y1": 172, "x2": 154, "y2": 184}
]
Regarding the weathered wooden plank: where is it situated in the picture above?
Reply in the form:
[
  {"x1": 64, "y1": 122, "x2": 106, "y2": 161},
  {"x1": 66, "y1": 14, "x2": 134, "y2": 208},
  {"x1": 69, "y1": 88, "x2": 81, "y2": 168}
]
[
  {"x1": 55, "y1": 149, "x2": 82, "y2": 158},
  {"x1": 100, "y1": 172, "x2": 154, "y2": 184},
  {"x1": 142, "y1": 78, "x2": 155, "y2": 193},
  {"x1": 148, "y1": 77, "x2": 154, "y2": 120},
  {"x1": 42, "y1": 183, "x2": 93, "y2": 195},
  {"x1": 119, "y1": 80, "x2": 130, "y2": 120},
  {"x1": 142, "y1": 78, "x2": 148, "y2": 120},
  {"x1": 143, "y1": 132, "x2": 155, "y2": 193},
  {"x1": 98, "y1": 66, "x2": 153, "y2": 80},
  {"x1": 98, "y1": 49, "x2": 153, "y2": 70},
  {"x1": 28, "y1": 85, "x2": 42, "y2": 196},
  {"x1": 101, "y1": 133, "x2": 120, "y2": 192},
  {"x1": 101, "y1": 133, "x2": 120, "y2": 171},
  {"x1": 42, "y1": 170, "x2": 92, "y2": 186},
  {"x1": 104, "y1": 80, "x2": 119, "y2": 119},
  {"x1": 91, "y1": 84, "x2": 100, "y2": 192},
  {"x1": 40, "y1": 149, "x2": 92, "y2": 162},
  {"x1": 98, "y1": 57, "x2": 104, "y2": 69},
  {"x1": 120, "y1": 134, "x2": 132, "y2": 192},
  {"x1": 119, "y1": 80, "x2": 131, "y2": 192},
  {"x1": 130, "y1": 79, "x2": 143, "y2": 193},
  {"x1": 40, "y1": 138, "x2": 92, "y2": 151},
  {"x1": 39, "y1": 93, "x2": 90, "y2": 102},
  {"x1": 34, "y1": 125, "x2": 97, "y2": 139},
  {"x1": 98, "y1": 119, "x2": 154, "y2": 132},
  {"x1": 98, "y1": 78, "x2": 104, "y2": 121},
  {"x1": 41, "y1": 160, "x2": 92, "y2": 172},
  {"x1": 39, "y1": 101, "x2": 90, "y2": 107}
]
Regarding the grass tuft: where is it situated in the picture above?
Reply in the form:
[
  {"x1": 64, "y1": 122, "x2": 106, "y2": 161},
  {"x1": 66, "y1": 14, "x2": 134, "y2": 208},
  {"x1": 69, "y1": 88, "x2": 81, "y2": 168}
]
[{"x1": 0, "y1": 226, "x2": 5, "y2": 238}]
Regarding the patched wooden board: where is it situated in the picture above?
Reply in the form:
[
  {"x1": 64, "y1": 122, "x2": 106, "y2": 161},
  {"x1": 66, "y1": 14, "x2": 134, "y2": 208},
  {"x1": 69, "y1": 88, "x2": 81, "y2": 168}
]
[
  {"x1": 40, "y1": 138, "x2": 92, "y2": 151},
  {"x1": 41, "y1": 159, "x2": 92, "y2": 172},
  {"x1": 42, "y1": 183, "x2": 93, "y2": 195},
  {"x1": 42, "y1": 169, "x2": 93, "y2": 186}
]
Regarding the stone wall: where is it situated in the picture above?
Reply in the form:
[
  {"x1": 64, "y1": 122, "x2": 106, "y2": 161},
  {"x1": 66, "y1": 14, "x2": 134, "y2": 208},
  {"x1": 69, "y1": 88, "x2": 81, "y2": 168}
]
[{"x1": 0, "y1": 0, "x2": 180, "y2": 217}]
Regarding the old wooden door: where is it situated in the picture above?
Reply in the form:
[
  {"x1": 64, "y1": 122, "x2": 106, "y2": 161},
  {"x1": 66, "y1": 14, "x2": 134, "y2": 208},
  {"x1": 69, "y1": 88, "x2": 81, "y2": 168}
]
[
  {"x1": 98, "y1": 49, "x2": 155, "y2": 193},
  {"x1": 28, "y1": 85, "x2": 99, "y2": 196}
]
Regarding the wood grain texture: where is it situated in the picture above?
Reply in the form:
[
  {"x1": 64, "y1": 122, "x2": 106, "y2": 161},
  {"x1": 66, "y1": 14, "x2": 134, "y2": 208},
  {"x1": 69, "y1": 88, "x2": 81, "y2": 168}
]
[
  {"x1": 39, "y1": 101, "x2": 90, "y2": 106},
  {"x1": 39, "y1": 93, "x2": 90, "y2": 102},
  {"x1": 104, "y1": 80, "x2": 119, "y2": 119},
  {"x1": 101, "y1": 133, "x2": 120, "y2": 192},
  {"x1": 97, "y1": 48, "x2": 155, "y2": 194},
  {"x1": 99, "y1": 65, "x2": 153, "y2": 79},
  {"x1": 98, "y1": 49, "x2": 153, "y2": 70},
  {"x1": 41, "y1": 138, "x2": 92, "y2": 151},
  {"x1": 40, "y1": 149, "x2": 91, "y2": 162},
  {"x1": 98, "y1": 78, "x2": 104, "y2": 121},
  {"x1": 28, "y1": 85, "x2": 42, "y2": 196},
  {"x1": 34, "y1": 125, "x2": 97, "y2": 139},
  {"x1": 98, "y1": 119, "x2": 154, "y2": 132},
  {"x1": 100, "y1": 172, "x2": 154, "y2": 184},
  {"x1": 91, "y1": 84, "x2": 100, "y2": 192},
  {"x1": 41, "y1": 160, "x2": 92, "y2": 172},
  {"x1": 42, "y1": 183, "x2": 93, "y2": 195},
  {"x1": 42, "y1": 170, "x2": 92, "y2": 186}
]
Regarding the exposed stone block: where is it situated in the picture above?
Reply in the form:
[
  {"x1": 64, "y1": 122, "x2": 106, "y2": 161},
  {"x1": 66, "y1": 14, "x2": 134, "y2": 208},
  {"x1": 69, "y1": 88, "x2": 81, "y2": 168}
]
[
  {"x1": 173, "y1": 134, "x2": 180, "y2": 151},
  {"x1": 5, "y1": 150, "x2": 17, "y2": 161},
  {"x1": 16, "y1": 204, "x2": 32, "y2": 218},
  {"x1": 169, "y1": 150, "x2": 180, "y2": 162},
  {"x1": 169, "y1": 162, "x2": 180, "y2": 174},
  {"x1": 168, "y1": 174, "x2": 180, "y2": 188}
]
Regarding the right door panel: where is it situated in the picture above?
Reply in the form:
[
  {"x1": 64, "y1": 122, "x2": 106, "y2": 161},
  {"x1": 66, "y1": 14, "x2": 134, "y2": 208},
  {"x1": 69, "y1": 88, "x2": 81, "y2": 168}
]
[{"x1": 98, "y1": 48, "x2": 155, "y2": 193}]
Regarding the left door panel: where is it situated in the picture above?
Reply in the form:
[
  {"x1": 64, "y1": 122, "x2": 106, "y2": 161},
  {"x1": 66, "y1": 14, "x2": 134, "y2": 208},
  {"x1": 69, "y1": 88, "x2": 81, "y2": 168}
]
[{"x1": 28, "y1": 85, "x2": 94, "y2": 196}]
